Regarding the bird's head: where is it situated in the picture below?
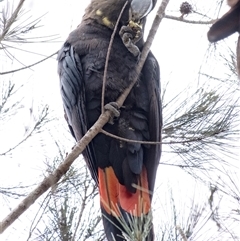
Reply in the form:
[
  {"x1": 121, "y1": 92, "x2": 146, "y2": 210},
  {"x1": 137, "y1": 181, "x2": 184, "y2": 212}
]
[
  {"x1": 130, "y1": 0, "x2": 157, "y2": 22},
  {"x1": 128, "y1": 0, "x2": 157, "y2": 30},
  {"x1": 83, "y1": 0, "x2": 157, "y2": 30}
]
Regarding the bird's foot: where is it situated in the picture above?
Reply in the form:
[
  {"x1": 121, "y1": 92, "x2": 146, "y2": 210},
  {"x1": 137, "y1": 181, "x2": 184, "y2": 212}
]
[
  {"x1": 119, "y1": 25, "x2": 142, "y2": 58},
  {"x1": 104, "y1": 102, "x2": 120, "y2": 124}
]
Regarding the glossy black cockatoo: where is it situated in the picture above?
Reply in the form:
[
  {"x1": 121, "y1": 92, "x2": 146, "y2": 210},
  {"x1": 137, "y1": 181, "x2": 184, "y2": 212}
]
[
  {"x1": 207, "y1": 0, "x2": 240, "y2": 43},
  {"x1": 57, "y1": 0, "x2": 162, "y2": 240},
  {"x1": 207, "y1": 0, "x2": 240, "y2": 76}
]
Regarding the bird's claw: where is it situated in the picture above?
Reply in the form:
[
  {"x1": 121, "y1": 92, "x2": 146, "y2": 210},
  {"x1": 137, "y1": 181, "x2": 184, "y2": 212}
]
[
  {"x1": 128, "y1": 21, "x2": 142, "y2": 42},
  {"x1": 119, "y1": 25, "x2": 142, "y2": 58},
  {"x1": 104, "y1": 102, "x2": 120, "y2": 124}
]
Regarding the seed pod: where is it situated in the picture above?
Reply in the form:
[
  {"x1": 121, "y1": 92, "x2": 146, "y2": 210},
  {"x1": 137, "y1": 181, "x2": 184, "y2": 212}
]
[{"x1": 180, "y1": 2, "x2": 193, "y2": 15}]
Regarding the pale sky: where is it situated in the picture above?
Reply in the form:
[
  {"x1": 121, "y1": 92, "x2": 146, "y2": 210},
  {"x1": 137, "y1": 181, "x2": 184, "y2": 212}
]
[{"x1": 0, "y1": 0, "x2": 239, "y2": 240}]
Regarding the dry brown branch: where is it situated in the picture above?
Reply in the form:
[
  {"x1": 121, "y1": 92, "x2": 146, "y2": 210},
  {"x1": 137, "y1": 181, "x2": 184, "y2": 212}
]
[
  {"x1": 101, "y1": 127, "x2": 217, "y2": 145},
  {"x1": 100, "y1": 129, "x2": 162, "y2": 144},
  {"x1": 164, "y1": 14, "x2": 215, "y2": 24},
  {"x1": 176, "y1": 225, "x2": 188, "y2": 241},
  {"x1": 0, "y1": 0, "x2": 26, "y2": 42},
  {"x1": 0, "y1": 112, "x2": 109, "y2": 234},
  {"x1": 0, "y1": 0, "x2": 170, "y2": 234}
]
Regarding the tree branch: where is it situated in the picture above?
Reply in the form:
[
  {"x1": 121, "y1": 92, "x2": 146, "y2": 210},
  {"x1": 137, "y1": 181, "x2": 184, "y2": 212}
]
[
  {"x1": 164, "y1": 14, "x2": 215, "y2": 25},
  {"x1": 0, "y1": 0, "x2": 170, "y2": 234},
  {"x1": 0, "y1": 51, "x2": 58, "y2": 75},
  {"x1": 0, "y1": 0, "x2": 26, "y2": 43}
]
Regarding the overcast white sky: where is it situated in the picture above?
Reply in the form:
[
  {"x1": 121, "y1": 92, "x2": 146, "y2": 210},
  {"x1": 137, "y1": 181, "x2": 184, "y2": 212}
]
[{"x1": 0, "y1": 0, "x2": 239, "y2": 240}]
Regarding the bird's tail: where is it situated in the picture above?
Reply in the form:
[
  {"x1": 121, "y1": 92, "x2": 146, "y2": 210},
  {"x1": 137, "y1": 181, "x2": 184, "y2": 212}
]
[{"x1": 98, "y1": 166, "x2": 154, "y2": 241}]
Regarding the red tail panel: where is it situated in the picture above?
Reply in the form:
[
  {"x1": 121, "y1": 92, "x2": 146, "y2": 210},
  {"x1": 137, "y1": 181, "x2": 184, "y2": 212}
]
[
  {"x1": 99, "y1": 166, "x2": 151, "y2": 217},
  {"x1": 119, "y1": 166, "x2": 151, "y2": 216},
  {"x1": 98, "y1": 167, "x2": 120, "y2": 216}
]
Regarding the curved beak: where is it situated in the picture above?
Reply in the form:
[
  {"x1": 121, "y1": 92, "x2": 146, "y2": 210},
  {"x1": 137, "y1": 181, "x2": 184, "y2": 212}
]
[{"x1": 130, "y1": 0, "x2": 153, "y2": 22}]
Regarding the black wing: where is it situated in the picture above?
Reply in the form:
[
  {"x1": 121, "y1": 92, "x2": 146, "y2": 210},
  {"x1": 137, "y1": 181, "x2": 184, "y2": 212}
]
[
  {"x1": 57, "y1": 43, "x2": 98, "y2": 182},
  {"x1": 143, "y1": 51, "x2": 162, "y2": 193}
]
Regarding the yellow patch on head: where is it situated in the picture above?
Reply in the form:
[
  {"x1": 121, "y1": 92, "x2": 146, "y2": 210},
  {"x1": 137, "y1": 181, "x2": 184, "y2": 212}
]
[
  {"x1": 96, "y1": 9, "x2": 103, "y2": 16},
  {"x1": 102, "y1": 17, "x2": 114, "y2": 28},
  {"x1": 95, "y1": 9, "x2": 114, "y2": 29}
]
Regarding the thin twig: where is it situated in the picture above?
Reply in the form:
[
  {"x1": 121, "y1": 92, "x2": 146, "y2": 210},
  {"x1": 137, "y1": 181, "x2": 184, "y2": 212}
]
[
  {"x1": 71, "y1": 169, "x2": 89, "y2": 241},
  {"x1": 101, "y1": 126, "x2": 217, "y2": 145},
  {"x1": 0, "y1": 106, "x2": 49, "y2": 156},
  {"x1": 164, "y1": 14, "x2": 215, "y2": 24},
  {"x1": 0, "y1": 51, "x2": 58, "y2": 75},
  {"x1": 0, "y1": 0, "x2": 170, "y2": 234},
  {"x1": 100, "y1": 129, "x2": 162, "y2": 144},
  {"x1": 176, "y1": 225, "x2": 188, "y2": 241},
  {"x1": 0, "y1": 0, "x2": 26, "y2": 42},
  {"x1": 101, "y1": 1, "x2": 128, "y2": 113},
  {"x1": 26, "y1": 194, "x2": 52, "y2": 241}
]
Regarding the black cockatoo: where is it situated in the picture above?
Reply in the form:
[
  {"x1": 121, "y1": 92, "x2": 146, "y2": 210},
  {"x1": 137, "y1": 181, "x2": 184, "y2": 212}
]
[
  {"x1": 207, "y1": 0, "x2": 240, "y2": 43},
  {"x1": 207, "y1": 0, "x2": 240, "y2": 76},
  {"x1": 57, "y1": 0, "x2": 162, "y2": 240}
]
